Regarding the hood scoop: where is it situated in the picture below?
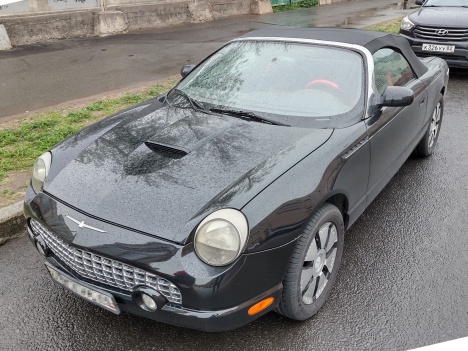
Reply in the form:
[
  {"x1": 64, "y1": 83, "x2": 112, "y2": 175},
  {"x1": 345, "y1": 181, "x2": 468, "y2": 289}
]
[
  {"x1": 144, "y1": 141, "x2": 189, "y2": 158},
  {"x1": 143, "y1": 114, "x2": 238, "y2": 159}
]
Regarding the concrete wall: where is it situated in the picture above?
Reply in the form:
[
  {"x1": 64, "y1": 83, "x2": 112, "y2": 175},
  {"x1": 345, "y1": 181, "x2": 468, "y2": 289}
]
[
  {"x1": 1, "y1": 10, "x2": 96, "y2": 44},
  {"x1": 0, "y1": 0, "x2": 352, "y2": 47},
  {"x1": 0, "y1": 0, "x2": 256, "y2": 16},
  {"x1": 111, "y1": 0, "x2": 253, "y2": 31},
  {"x1": 0, "y1": 0, "x2": 271, "y2": 46}
]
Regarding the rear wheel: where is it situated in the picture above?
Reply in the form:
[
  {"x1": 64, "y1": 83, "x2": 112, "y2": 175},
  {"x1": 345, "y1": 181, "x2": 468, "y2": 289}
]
[
  {"x1": 414, "y1": 94, "x2": 443, "y2": 157},
  {"x1": 277, "y1": 203, "x2": 344, "y2": 320}
]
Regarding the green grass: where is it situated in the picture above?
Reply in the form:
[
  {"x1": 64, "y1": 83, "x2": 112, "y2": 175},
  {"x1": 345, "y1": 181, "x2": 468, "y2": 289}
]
[
  {"x1": 1, "y1": 189, "x2": 15, "y2": 196},
  {"x1": 365, "y1": 18, "x2": 403, "y2": 34},
  {"x1": 273, "y1": 0, "x2": 318, "y2": 13},
  {"x1": 0, "y1": 81, "x2": 176, "y2": 182}
]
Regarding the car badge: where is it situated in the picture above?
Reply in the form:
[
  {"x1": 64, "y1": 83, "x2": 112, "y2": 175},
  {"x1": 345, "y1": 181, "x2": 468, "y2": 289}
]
[
  {"x1": 436, "y1": 29, "x2": 449, "y2": 36},
  {"x1": 65, "y1": 215, "x2": 107, "y2": 233}
]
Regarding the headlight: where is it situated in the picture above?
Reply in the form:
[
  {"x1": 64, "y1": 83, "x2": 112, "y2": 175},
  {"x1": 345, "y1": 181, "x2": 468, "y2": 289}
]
[
  {"x1": 400, "y1": 16, "x2": 415, "y2": 31},
  {"x1": 194, "y1": 209, "x2": 248, "y2": 266},
  {"x1": 31, "y1": 152, "x2": 52, "y2": 193}
]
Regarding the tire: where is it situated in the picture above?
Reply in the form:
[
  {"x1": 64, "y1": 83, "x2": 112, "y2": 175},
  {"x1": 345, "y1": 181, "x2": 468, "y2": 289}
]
[
  {"x1": 414, "y1": 94, "x2": 444, "y2": 157},
  {"x1": 276, "y1": 203, "x2": 344, "y2": 321}
]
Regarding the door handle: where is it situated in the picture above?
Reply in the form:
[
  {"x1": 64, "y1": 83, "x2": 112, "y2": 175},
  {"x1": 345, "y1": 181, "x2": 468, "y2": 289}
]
[{"x1": 419, "y1": 98, "x2": 425, "y2": 107}]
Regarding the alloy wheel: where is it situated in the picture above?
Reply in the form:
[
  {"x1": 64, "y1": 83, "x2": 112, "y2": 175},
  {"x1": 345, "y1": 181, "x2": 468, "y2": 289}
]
[
  {"x1": 428, "y1": 102, "x2": 441, "y2": 148},
  {"x1": 301, "y1": 222, "x2": 338, "y2": 305}
]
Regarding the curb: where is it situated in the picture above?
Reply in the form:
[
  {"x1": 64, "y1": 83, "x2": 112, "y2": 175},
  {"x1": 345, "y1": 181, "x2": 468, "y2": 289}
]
[{"x1": 0, "y1": 201, "x2": 25, "y2": 245}]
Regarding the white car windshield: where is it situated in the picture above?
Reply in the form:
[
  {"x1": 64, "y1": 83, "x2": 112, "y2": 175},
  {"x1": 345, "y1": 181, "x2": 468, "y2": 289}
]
[{"x1": 172, "y1": 41, "x2": 366, "y2": 127}]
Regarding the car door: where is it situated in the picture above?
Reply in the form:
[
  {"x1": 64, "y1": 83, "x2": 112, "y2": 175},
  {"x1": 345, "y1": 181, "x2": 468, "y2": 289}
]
[{"x1": 366, "y1": 48, "x2": 427, "y2": 204}]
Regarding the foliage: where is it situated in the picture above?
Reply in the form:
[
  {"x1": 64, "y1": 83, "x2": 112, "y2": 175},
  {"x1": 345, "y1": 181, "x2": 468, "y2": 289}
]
[
  {"x1": 273, "y1": 0, "x2": 318, "y2": 13},
  {"x1": 365, "y1": 18, "x2": 403, "y2": 34}
]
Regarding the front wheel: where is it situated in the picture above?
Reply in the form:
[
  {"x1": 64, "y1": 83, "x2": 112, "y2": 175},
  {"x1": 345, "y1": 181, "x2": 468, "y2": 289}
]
[
  {"x1": 276, "y1": 203, "x2": 344, "y2": 321},
  {"x1": 414, "y1": 94, "x2": 444, "y2": 157}
]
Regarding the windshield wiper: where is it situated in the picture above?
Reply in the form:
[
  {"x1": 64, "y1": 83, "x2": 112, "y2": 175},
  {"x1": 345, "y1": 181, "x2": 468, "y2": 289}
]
[
  {"x1": 210, "y1": 107, "x2": 289, "y2": 126},
  {"x1": 168, "y1": 88, "x2": 206, "y2": 112}
]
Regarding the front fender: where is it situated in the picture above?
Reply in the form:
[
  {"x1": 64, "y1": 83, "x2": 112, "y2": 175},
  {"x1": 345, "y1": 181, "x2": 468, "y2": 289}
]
[{"x1": 242, "y1": 122, "x2": 369, "y2": 253}]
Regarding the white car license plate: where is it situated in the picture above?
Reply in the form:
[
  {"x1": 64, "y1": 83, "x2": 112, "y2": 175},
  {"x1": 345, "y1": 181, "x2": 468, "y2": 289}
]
[
  {"x1": 422, "y1": 44, "x2": 455, "y2": 53},
  {"x1": 46, "y1": 265, "x2": 120, "y2": 314}
]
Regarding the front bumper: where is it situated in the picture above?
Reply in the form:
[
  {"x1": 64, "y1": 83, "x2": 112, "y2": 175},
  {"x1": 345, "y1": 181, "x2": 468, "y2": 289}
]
[
  {"x1": 400, "y1": 32, "x2": 468, "y2": 69},
  {"x1": 25, "y1": 190, "x2": 296, "y2": 331},
  {"x1": 38, "y1": 248, "x2": 283, "y2": 332}
]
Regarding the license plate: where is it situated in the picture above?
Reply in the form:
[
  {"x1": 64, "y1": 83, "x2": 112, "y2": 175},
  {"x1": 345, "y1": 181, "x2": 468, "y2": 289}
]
[
  {"x1": 422, "y1": 44, "x2": 455, "y2": 53},
  {"x1": 46, "y1": 264, "x2": 120, "y2": 314}
]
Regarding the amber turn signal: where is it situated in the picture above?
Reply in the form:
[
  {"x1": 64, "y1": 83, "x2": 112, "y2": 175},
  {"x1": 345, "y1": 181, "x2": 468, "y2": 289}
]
[{"x1": 247, "y1": 297, "x2": 274, "y2": 316}]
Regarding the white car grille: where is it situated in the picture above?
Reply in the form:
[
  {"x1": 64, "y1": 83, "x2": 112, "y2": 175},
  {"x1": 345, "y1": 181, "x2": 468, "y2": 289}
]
[{"x1": 30, "y1": 219, "x2": 182, "y2": 304}]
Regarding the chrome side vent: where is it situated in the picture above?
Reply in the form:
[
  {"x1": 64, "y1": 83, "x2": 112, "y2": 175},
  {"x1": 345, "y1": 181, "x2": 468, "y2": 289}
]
[
  {"x1": 144, "y1": 141, "x2": 189, "y2": 158},
  {"x1": 343, "y1": 137, "x2": 369, "y2": 159}
]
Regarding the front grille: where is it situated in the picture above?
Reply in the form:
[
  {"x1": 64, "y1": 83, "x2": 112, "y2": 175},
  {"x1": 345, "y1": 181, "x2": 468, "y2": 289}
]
[
  {"x1": 414, "y1": 25, "x2": 468, "y2": 41},
  {"x1": 30, "y1": 219, "x2": 182, "y2": 304}
]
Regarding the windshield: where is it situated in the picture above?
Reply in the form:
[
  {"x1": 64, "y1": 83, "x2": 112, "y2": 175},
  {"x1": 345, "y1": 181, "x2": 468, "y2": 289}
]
[
  {"x1": 173, "y1": 40, "x2": 365, "y2": 128},
  {"x1": 424, "y1": 0, "x2": 468, "y2": 6}
]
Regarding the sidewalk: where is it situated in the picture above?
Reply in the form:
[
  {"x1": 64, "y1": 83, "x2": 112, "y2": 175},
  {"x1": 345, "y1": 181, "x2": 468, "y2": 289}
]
[{"x1": 0, "y1": 0, "x2": 416, "y2": 243}]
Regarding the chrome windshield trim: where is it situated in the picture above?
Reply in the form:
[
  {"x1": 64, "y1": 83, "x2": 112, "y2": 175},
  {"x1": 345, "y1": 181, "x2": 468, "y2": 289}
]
[{"x1": 229, "y1": 36, "x2": 377, "y2": 119}]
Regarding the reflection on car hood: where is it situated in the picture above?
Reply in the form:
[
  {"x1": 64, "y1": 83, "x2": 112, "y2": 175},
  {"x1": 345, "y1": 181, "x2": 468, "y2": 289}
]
[
  {"x1": 45, "y1": 105, "x2": 333, "y2": 243},
  {"x1": 410, "y1": 7, "x2": 468, "y2": 27}
]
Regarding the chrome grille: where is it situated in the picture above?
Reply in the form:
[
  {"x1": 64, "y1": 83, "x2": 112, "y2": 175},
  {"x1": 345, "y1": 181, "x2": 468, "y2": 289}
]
[
  {"x1": 31, "y1": 219, "x2": 182, "y2": 304},
  {"x1": 414, "y1": 25, "x2": 468, "y2": 41}
]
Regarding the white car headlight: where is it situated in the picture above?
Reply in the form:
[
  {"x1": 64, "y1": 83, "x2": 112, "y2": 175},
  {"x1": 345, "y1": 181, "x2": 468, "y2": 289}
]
[
  {"x1": 31, "y1": 152, "x2": 52, "y2": 193},
  {"x1": 194, "y1": 209, "x2": 249, "y2": 266},
  {"x1": 401, "y1": 16, "x2": 415, "y2": 31}
]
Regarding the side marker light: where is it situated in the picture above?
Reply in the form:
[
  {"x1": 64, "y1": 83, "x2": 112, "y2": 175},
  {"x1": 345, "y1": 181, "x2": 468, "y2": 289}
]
[{"x1": 248, "y1": 297, "x2": 274, "y2": 316}]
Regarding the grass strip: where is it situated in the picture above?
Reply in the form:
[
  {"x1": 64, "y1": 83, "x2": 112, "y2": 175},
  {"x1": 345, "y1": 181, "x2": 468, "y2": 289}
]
[
  {"x1": 0, "y1": 80, "x2": 177, "y2": 182},
  {"x1": 364, "y1": 18, "x2": 403, "y2": 34},
  {"x1": 273, "y1": 0, "x2": 318, "y2": 13}
]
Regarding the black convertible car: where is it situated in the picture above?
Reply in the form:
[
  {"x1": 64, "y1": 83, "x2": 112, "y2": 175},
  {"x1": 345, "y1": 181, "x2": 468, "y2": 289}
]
[
  {"x1": 399, "y1": 0, "x2": 468, "y2": 68},
  {"x1": 25, "y1": 28, "x2": 449, "y2": 331}
]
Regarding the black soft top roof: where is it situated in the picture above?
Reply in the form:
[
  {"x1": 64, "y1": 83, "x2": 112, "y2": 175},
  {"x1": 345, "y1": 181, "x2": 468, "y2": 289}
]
[{"x1": 242, "y1": 28, "x2": 428, "y2": 78}]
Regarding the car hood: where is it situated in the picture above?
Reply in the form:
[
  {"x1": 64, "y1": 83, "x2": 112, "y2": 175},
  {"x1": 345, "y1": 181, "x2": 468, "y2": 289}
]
[
  {"x1": 409, "y1": 7, "x2": 468, "y2": 27},
  {"x1": 45, "y1": 105, "x2": 333, "y2": 243}
]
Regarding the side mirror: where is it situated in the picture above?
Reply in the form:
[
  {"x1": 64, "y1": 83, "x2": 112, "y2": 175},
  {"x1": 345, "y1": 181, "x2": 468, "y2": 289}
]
[
  {"x1": 379, "y1": 86, "x2": 414, "y2": 107},
  {"x1": 415, "y1": 0, "x2": 424, "y2": 5},
  {"x1": 180, "y1": 64, "x2": 196, "y2": 78}
]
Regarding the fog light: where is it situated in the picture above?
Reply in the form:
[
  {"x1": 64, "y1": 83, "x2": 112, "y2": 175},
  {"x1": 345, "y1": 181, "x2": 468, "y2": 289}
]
[
  {"x1": 141, "y1": 293, "x2": 157, "y2": 311},
  {"x1": 35, "y1": 237, "x2": 49, "y2": 257},
  {"x1": 36, "y1": 241, "x2": 46, "y2": 256}
]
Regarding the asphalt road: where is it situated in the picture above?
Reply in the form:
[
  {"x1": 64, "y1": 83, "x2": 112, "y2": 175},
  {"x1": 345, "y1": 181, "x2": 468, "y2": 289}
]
[
  {"x1": 1, "y1": 69, "x2": 468, "y2": 351},
  {"x1": 0, "y1": 0, "x2": 409, "y2": 119}
]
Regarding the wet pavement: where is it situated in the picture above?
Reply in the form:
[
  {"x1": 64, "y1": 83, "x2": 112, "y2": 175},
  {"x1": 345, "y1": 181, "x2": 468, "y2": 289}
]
[
  {"x1": 0, "y1": 0, "x2": 410, "y2": 119},
  {"x1": 1, "y1": 70, "x2": 468, "y2": 350}
]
